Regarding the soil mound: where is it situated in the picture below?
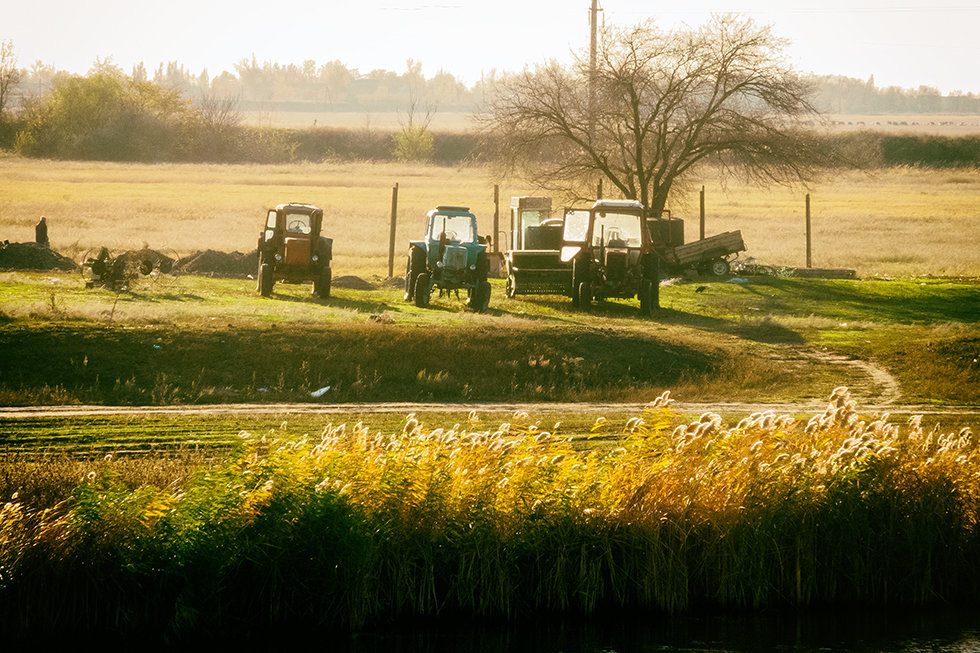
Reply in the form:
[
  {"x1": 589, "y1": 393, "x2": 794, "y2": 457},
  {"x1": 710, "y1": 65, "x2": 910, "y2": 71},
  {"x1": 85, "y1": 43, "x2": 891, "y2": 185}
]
[
  {"x1": 332, "y1": 275, "x2": 375, "y2": 290},
  {"x1": 176, "y1": 250, "x2": 258, "y2": 277},
  {"x1": 0, "y1": 242, "x2": 78, "y2": 271},
  {"x1": 113, "y1": 248, "x2": 175, "y2": 275}
]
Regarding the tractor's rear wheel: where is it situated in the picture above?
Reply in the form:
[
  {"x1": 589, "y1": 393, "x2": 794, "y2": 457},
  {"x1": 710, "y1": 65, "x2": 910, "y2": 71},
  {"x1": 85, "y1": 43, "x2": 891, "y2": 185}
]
[
  {"x1": 414, "y1": 273, "x2": 430, "y2": 308},
  {"x1": 314, "y1": 267, "x2": 331, "y2": 298},
  {"x1": 640, "y1": 278, "x2": 658, "y2": 317},
  {"x1": 259, "y1": 262, "x2": 273, "y2": 297},
  {"x1": 469, "y1": 280, "x2": 491, "y2": 312}
]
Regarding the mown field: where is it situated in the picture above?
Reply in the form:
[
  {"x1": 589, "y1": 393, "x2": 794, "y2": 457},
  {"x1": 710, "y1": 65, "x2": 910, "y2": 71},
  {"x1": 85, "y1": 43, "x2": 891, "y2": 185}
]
[{"x1": 1, "y1": 157, "x2": 979, "y2": 278}]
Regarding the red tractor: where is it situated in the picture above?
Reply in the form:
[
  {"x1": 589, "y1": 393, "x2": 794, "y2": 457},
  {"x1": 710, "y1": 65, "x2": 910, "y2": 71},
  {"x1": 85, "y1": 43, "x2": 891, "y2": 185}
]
[{"x1": 256, "y1": 203, "x2": 332, "y2": 298}]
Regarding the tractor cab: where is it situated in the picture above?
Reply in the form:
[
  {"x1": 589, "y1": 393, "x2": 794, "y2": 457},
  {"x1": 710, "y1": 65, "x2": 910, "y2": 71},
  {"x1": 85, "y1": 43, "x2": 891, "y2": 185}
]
[
  {"x1": 405, "y1": 206, "x2": 492, "y2": 311},
  {"x1": 560, "y1": 199, "x2": 659, "y2": 315},
  {"x1": 257, "y1": 203, "x2": 333, "y2": 298}
]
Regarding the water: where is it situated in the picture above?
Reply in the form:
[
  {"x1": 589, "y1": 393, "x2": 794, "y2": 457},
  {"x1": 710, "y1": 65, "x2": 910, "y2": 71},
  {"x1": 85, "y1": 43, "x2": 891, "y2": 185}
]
[{"x1": 329, "y1": 608, "x2": 980, "y2": 653}]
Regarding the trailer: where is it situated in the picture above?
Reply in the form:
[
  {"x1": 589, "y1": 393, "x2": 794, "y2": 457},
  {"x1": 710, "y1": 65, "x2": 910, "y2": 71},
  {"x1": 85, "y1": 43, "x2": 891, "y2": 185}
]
[{"x1": 660, "y1": 229, "x2": 745, "y2": 276}]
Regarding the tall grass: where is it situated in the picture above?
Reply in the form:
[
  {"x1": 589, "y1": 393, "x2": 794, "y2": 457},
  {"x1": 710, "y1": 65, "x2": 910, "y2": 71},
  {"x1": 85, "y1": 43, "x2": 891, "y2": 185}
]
[{"x1": 1, "y1": 388, "x2": 977, "y2": 634}]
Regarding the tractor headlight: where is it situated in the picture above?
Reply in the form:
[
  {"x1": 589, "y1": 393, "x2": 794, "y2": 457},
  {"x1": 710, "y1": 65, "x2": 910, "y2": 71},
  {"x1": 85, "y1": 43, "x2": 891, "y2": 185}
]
[
  {"x1": 436, "y1": 261, "x2": 444, "y2": 268},
  {"x1": 469, "y1": 264, "x2": 476, "y2": 270},
  {"x1": 275, "y1": 254, "x2": 282, "y2": 262},
  {"x1": 312, "y1": 255, "x2": 319, "y2": 263}
]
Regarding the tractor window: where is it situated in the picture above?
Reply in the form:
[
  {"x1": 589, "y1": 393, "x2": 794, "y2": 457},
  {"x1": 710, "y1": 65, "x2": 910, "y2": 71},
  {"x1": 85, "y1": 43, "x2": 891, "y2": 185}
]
[
  {"x1": 266, "y1": 210, "x2": 277, "y2": 229},
  {"x1": 285, "y1": 212, "x2": 312, "y2": 235},
  {"x1": 593, "y1": 212, "x2": 642, "y2": 248},
  {"x1": 430, "y1": 214, "x2": 473, "y2": 243},
  {"x1": 562, "y1": 210, "x2": 590, "y2": 243}
]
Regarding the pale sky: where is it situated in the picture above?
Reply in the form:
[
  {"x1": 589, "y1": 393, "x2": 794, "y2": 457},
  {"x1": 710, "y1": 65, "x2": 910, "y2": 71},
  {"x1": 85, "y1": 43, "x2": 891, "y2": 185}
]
[{"x1": 3, "y1": 0, "x2": 979, "y2": 94}]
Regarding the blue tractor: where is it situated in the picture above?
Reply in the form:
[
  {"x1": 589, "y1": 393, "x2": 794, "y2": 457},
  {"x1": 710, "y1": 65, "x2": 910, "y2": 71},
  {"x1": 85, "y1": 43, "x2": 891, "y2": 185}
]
[{"x1": 404, "y1": 206, "x2": 492, "y2": 311}]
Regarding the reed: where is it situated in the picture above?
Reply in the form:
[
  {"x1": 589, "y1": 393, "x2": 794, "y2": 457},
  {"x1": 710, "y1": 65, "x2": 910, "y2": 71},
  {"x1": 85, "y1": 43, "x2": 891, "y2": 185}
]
[{"x1": 1, "y1": 389, "x2": 978, "y2": 634}]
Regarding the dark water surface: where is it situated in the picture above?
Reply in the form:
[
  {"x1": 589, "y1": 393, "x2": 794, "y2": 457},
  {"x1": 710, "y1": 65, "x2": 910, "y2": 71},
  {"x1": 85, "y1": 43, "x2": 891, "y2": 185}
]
[{"x1": 331, "y1": 608, "x2": 980, "y2": 653}]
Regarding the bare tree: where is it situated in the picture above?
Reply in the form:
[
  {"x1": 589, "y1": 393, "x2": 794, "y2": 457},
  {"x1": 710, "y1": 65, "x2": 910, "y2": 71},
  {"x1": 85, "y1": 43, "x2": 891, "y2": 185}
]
[
  {"x1": 0, "y1": 40, "x2": 22, "y2": 121},
  {"x1": 478, "y1": 15, "x2": 825, "y2": 215},
  {"x1": 197, "y1": 91, "x2": 242, "y2": 132}
]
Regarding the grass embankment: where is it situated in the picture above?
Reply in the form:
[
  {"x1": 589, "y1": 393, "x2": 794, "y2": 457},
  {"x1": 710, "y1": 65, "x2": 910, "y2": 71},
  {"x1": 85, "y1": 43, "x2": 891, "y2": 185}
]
[
  {"x1": 1, "y1": 389, "x2": 978, "y2": 635},
  {"x1": 2, "y1": 271, "x2": 978, "y2": 407}
]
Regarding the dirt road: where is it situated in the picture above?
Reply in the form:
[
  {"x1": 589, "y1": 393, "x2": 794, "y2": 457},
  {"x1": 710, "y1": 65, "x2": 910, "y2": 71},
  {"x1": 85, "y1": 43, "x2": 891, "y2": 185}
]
[{"x1": 1, "y1": 401, "x2": 976, "y2": 420}]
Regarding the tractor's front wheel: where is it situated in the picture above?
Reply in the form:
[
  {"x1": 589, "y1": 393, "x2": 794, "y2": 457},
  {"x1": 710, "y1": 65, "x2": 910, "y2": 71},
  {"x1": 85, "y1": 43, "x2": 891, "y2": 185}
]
[
  {"x1": 414, "y1": 273, "x2": 431, "y2": 308},
  {"x1": 314, "y1": 266, "x2": 331, "y2": 298},
  {"x1": 259, "y1": 262, "x2": 274, "y2": 297}
]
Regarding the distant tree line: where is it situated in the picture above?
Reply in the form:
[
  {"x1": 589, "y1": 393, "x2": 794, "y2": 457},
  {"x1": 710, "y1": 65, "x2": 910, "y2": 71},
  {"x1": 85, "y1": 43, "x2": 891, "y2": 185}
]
[
  {"x1": 0, "y1": 46, "x2": 978, "y2": 168},
  {"x1": 4, "y1": 50, "x2": 980, "y2": 118}
]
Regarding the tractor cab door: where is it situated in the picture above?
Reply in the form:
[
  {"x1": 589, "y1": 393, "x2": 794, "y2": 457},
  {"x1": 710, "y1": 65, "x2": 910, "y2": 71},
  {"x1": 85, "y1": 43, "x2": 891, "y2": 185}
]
[
  {"x1": 264, "y1": 209, "x2": 278, "y2": 244},
  {"x1": 560, "y1": 209, "x2": 592, "y2": 263}
]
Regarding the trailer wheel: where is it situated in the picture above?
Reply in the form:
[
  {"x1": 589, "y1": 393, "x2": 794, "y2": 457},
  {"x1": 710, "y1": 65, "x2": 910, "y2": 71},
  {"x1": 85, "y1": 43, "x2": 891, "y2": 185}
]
[
  {"x1": 710, "y1": 259, "x2": 731, "y2": 277},
  {"x1": 314, "y1": 267, "x2": 331, "y2": 298},
  {"x1": 414, "y1": 273, "x2": 430, "y2": 308},
  {"x1": 576, "y1": 280, "x2": 592, "y2": 310},
  {"x1": 259, "y1": 262, "x2": 274, "y2": 297},
  {"x1": 505, "y1": 272, "x2": 517, "y2": 299}
]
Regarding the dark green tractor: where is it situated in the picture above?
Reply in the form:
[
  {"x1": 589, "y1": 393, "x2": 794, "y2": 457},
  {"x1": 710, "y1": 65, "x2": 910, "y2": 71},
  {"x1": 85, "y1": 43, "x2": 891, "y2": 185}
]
[
  {"x1": 404, "y1": 205, "x2": 492, "y2": 311},
  {"x1": 560, "y1": 199, "x2": 660, "y2": 316}
]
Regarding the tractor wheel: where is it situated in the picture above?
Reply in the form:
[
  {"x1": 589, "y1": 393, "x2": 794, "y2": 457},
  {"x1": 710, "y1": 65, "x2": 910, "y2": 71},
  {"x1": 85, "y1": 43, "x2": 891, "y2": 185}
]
[
  {"x1": 405, "y1": 246, "x2": 427, "y2": 302},
  {"x1": 505, "y1": 271, "x2": 517, "y2": 299},
  {"x1": 414, "y1": 273, "x2": 430, "y2": 308},
  {"x1": 259, "y1": 262, "x2": 274, "y2": 297},
  {"x1": 640, "y1": 278, "x2": 658, "y2": 317},
  {"x1": 710, "y1": 259, "x2": 731, "y2": 277},
  {"x1": 314, "y1": 267, "x2": 331, "y2": 298},
  {"x1": 576, "y1": 280, "x2": 592, "y2": 310},
  {"x1": 469, "y1": 280, "x2": 491, "y2": 312}
]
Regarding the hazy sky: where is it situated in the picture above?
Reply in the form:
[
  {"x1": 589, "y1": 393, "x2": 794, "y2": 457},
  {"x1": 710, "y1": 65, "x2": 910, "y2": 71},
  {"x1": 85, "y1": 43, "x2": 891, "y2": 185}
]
[{"x1": 3, "y1": 0, "x2": 979, "y2": 94}]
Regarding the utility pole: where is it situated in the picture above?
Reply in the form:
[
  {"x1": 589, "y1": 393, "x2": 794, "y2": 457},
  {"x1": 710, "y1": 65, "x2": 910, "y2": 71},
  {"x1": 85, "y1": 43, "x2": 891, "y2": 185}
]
[{"x1": 588, "y1": 0, "x2": 601, "y2": 138}]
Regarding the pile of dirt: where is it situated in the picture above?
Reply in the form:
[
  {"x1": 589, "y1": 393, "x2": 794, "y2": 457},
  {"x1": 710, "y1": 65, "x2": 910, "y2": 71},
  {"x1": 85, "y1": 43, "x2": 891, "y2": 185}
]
[
  {"x1": 175, "y1": 250, "x2": 258, "y2": 277},
  {"x1": 332, "y1": 275, "x2": 375, "y2": 290},
  {"x1": 0, "y1": 242, "x2": 78, "y2": 271},
  {"x1": 112, "y1": 248, "x2": 175, "y2": 275}
]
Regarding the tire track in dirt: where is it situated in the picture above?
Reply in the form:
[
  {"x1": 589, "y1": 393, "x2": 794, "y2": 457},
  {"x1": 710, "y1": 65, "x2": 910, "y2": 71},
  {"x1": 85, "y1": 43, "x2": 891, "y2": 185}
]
[{"x1": 803, "y1": 349, "x2": 903, "y2": 404}]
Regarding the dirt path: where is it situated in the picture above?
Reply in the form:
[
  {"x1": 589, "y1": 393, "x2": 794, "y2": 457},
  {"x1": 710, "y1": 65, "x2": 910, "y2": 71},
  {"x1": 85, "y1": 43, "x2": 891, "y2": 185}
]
[
  {"x1": 1, "y1": 400, "x2": 976, "y2": 420},
  {"x1": 803, "y1": 349, "x2": 903, "y2": 404}
]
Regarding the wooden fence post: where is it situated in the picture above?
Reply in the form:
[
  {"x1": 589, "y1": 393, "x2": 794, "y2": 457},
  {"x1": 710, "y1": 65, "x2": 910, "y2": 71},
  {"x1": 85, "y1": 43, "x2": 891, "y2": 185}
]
[
  {"x1": 699, "y1": 185, "x2": 705, "y2": 240},
  {"x1": 805, "y1": 193, "x2": 812, "y2": 269},
  {"x1": 493, "y1": 184, "x2": 500, "y2": 252},
  {"x1": 388, "y1": 183, "x2": 398, "y2": 278}
]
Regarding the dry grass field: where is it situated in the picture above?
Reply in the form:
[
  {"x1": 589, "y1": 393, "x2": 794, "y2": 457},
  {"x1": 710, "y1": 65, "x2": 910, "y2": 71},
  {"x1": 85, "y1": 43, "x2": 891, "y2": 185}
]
[{"x1": 0, "y1": 156, "x2": 977, "y2": 277}]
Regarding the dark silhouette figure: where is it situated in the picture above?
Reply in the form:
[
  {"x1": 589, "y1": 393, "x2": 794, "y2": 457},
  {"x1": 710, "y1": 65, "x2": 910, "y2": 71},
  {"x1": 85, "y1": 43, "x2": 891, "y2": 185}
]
[{"x1": 35, "y1": 216, "x2": 49, "y2": 247}]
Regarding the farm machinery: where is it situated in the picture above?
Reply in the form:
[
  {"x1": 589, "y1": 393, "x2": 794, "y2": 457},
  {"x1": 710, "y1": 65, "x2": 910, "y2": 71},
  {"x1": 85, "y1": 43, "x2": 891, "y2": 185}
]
[
  {"x1": 503, "y1": 196, "x2": 572, "y2": 298},
  {"x1": 256, "y1": 203, "x2": 333, "y2": 298},
  {"x1": 561, "y1": 199, "x2": 661, "y2": 315},
  {"x1": 404, "y1": 205, "x2": 492, "y2": 311},
  {"x1": 503, "y1": 196, "x2": 746, "y2": 309}
]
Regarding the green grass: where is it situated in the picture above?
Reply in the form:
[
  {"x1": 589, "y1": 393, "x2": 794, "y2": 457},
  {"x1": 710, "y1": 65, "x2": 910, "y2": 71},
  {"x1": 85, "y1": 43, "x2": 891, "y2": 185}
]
[{"x1": 1, "y1": 271, "x2": 978, "y2": 406}]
